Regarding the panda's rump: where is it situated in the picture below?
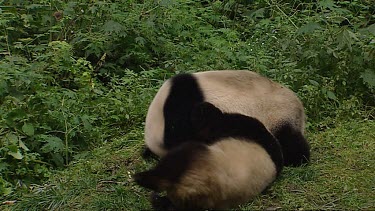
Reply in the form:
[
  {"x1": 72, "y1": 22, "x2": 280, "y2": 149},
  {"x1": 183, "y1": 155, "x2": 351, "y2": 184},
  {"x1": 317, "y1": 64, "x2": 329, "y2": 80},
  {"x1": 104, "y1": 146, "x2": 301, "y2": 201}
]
[{"x1": 144, "y1": 79, "x2": 172, "y2": 157}]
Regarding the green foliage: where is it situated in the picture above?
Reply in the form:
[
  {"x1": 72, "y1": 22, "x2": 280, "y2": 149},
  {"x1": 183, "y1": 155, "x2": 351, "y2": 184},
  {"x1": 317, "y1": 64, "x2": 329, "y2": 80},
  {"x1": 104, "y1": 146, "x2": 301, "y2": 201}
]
[
  {"x1": 7, "y1": 120, "x2": 375, "y2": 210},
  {"x1": 223, "y1": 0, "x2": 375, "y2": 122},
  {"x1": 0, "y1": 52, "x2": 160, "y2": 192},
  {"x1": 0, "y1": 1, "x2": 166, "y2": 192},
  {"x1": 0, "y1": 0, "x2": 374, "y2": 200}
]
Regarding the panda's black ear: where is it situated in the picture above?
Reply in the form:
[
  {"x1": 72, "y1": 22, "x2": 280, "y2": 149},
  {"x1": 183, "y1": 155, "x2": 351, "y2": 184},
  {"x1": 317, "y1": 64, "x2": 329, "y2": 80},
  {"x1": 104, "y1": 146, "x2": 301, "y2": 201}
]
[{"x1": 191, "y1": 102, "x2": 222, "y2": 131}]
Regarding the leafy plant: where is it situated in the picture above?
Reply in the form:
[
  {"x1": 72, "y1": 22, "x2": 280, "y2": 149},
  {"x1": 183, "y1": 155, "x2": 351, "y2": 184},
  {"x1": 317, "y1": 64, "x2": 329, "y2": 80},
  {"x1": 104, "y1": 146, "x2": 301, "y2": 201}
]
[{"x1": 0, "y1": 0, "x2": 374, "y2": 198}]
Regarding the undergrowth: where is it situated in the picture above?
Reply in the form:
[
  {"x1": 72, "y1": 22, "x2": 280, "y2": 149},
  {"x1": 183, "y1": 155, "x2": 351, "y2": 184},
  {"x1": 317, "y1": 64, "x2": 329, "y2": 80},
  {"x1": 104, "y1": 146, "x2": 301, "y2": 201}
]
[
  {"x1": 0, "y1": 0, "x2": 374, "y2": 208},
  {"x1": 5, "y1": 120, "x2": 375, "y2": 210}
]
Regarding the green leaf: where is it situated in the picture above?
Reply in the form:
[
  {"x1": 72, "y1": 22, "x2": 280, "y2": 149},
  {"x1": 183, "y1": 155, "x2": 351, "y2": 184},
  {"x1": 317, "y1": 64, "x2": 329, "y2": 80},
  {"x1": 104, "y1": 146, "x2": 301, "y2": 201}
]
[
  {"x1": 326, "y1": 47, "x2": 339, "y2": 58},
  {"x1": 0, "y1": 162, "x2": 9, "y2": 172},
  {"x1": 360, "y1": 24, "x2": 375, "y2": 36},
  {"x1": 309, "y1": 80, "x2": 319, "y2": 86},
  {"x1": 326, "y1": 90, "x2": 337, "y2": 100},
  {"x1": 102, "y1": 20, "x2": 124, "y2": 34},
  {"x1": 360, "y1": 69, "x2": 375, "y2": 88},
  {"x1": 8, "y1": 150, "x2": 23, "y2": 160},
  {"x1": 5, "y1": 133, "x2": 18, "y2": 144},
  {"x1": 51, "y1": 153, "x2": 65, "y2": 167},
  {"x1": 19, "y1": 140, "x2": 30, "y2": 151},
  {"x1": 366, "y1": 24, "x2": 375, "y2": 36},
  {"x1": 81, "y1": 115, "x2": 92, "y2": 130},
  {"x1": 1, "y1": 187, "x2": 12, "y2": 196},
  {"x1": 41, "y1": 136, "x2": 64, "y2": 153},
  {"x1": 7, "y1": 145, "x2": 18, "y2": 153},
  {"x1": 63, "y1": 90, "x2": 76, "y2": 99},
  {"x1": 22, "y1": 123, "x2": 35, "y2": 136},
  {"x1": 5, "y1": 109, "x2": 27, "y2": 126},
  {"x1": 297, "y1": 22, "x2": 321, "y2": 35},
  {"x1": 135, "y1": 37, "x2": 145, "y2": 46},
  {"x1": 93, "y1": 88, "x2": 103, "y2": 95},
  {"x1": 318, "y1": 0, "x2": 336, "y2": 9},
  {"x1": 247, "y1": 8, "x2": 265, "y2": 19},
  {"x1": 336, "y1": 28, "x2": 357, "y2": 51}
]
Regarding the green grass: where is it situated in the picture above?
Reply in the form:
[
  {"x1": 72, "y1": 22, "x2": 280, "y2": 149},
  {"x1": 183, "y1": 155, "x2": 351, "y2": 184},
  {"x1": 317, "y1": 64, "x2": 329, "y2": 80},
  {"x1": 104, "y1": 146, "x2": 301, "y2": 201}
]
[
  {"x1": 4, "y1": 120, "x2": 375, "y2": 210},
  {"x1": 243, "y1": 120, "x2": 375, "y2": 210}
]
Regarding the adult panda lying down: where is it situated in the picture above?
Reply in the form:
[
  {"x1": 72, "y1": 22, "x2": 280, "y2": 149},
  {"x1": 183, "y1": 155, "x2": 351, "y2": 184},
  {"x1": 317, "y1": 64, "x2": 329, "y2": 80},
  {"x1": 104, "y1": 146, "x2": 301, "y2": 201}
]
[
  {"x1": 134, "y1": 102, "x2": 284, "y2": 210},
  {"x1": 143, "y1": 70, "x2": 310, "y2": 166}
]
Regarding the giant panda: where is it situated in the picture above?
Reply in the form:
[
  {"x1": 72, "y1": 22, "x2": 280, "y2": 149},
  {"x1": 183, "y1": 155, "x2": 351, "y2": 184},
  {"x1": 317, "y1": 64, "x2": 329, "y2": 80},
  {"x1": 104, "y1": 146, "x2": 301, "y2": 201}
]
[
  {"x1": 144, "y1": 70, "x2": 310, "y2": 166},
  {"x1": 135, "y1": 102, "x2": 284, "y2": 210}
]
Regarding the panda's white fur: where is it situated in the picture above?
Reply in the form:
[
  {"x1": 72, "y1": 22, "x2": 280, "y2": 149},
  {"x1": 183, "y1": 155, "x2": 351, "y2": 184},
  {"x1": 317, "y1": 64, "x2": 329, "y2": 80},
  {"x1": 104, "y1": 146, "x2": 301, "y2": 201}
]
[
  {"x1": 167, "y1": 138, "x2": 276, "y2": 209},
  {"x1": 194, "y1": 71, "x2": 305, "y2": 134},
  {"x1": 145, "y1": 70, "x2": 309, "y2": 166},
  {"x1": 136, "y1": 140, "x2": 277, "y2": 210},
  {"x1": 144, "y1": 80, "x2": 172, "y2": 156}
]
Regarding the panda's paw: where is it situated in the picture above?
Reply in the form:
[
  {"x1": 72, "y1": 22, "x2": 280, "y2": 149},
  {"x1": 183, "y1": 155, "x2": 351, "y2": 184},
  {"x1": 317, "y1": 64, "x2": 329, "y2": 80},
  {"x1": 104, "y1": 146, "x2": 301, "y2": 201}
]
[{"x1": 150, "y1": 192, "x2": 175, "y2": 211}]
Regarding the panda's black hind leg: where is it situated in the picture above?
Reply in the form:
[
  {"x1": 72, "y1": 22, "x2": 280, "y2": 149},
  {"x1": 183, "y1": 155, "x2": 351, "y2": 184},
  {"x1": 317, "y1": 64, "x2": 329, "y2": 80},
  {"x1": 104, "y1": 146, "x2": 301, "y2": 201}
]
[{"x1": 273, "y1": 123, "x2": 310, "y2": 167}]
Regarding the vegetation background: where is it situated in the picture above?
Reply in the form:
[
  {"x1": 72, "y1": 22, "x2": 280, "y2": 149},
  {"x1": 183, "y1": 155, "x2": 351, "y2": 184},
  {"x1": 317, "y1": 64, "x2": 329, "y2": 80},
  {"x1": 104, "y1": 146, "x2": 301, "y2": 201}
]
[{"x1": 0, "y1": 0, "x2": 374, "y2": 210}]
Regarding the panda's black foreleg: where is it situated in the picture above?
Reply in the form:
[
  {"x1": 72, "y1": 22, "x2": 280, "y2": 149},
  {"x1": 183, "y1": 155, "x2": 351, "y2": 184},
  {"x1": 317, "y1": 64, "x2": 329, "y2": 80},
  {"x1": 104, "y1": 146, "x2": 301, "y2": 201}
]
[
  {"x1": 190, "y1": 102, "x2": 223, "y2": 144},
  {"x1": 142, "y1": 146, "x2": 160, "y2": 161},
  {"x1": 191, "y1": 102, "x2": 222, "y2": 129},
  {"x1": 273, "y1": 123, "x2": 310, "y2": 167}
]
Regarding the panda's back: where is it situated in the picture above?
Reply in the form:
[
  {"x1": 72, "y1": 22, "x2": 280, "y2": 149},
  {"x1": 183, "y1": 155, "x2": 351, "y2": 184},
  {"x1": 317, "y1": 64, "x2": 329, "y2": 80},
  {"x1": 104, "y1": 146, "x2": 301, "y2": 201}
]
[{"x1": 194, "y1": 70, "x2": 304, "y2": 132}]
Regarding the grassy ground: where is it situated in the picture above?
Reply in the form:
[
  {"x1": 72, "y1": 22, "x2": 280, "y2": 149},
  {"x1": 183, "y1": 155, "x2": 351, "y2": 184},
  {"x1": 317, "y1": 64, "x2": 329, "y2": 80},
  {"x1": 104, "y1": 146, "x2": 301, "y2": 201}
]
[{"x1": 4, "y1": 120, "x2": 374, "y2": 210}]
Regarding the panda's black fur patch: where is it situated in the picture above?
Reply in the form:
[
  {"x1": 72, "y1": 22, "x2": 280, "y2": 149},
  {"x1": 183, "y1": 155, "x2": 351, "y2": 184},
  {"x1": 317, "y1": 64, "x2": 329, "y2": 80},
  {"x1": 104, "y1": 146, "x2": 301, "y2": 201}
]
[
  {"x1": 163, "y1": 74, "x2": 204, "y2": 150},
  {"x1": 190, "y1": 102, "x2": 283, "y2": 175},
  {"x1": 273, "y1": 123, "x2": 310, "y2": 166},
  {"x1": 150, "y1": 192, "x2": 175, "y2": 211},
  {"x1": 155, "y1": 73, "x2": 308, "y2": 168},
  {"x1": 142, "y1": 147, "x2": 159, "y2": 161}
]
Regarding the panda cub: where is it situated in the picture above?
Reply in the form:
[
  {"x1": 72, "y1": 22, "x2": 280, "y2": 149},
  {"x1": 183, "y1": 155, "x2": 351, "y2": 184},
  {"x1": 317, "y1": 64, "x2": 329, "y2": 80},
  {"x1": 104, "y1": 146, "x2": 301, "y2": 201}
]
[{"x1": 135, "y1": 102, "x2": 283, "y2": 210}]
